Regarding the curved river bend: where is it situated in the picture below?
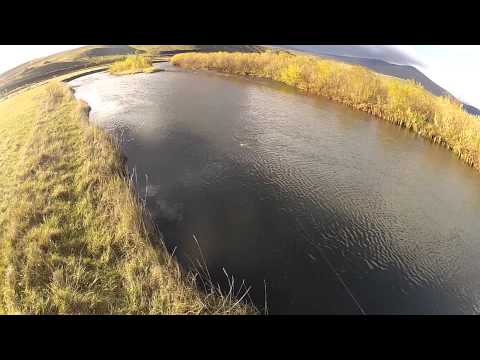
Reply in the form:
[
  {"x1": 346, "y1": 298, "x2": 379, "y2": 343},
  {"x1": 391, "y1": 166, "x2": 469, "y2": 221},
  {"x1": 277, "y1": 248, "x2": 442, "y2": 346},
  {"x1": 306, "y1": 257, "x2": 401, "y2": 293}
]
[{"x1": 71, "y1": 63, "x2": 480, "y2": 314}]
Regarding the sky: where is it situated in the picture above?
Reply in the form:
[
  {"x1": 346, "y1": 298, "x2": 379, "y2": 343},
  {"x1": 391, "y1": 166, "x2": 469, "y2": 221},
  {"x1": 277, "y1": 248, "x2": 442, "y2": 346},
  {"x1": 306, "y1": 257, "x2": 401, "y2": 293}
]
[
  {"x1": 410, "y1": 45, "x2": 480, "y2": 108},
  {"x1": 0, "y1": 45, "x2": 479, "y2": 108},
  {"x1": 372, "y1": 45, "x2": 480, "y2": 108},
  {"x1": 0, "y1": 45, "x2": 82, "y2": 73}
]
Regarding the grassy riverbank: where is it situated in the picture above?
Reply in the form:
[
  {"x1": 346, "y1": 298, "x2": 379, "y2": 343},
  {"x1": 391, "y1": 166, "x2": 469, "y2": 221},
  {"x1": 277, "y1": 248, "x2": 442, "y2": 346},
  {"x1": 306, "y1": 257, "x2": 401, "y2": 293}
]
[
  {"x1": 172, "y1": 51, "x2": 480, "y2": 172},
  {"x1": 109, "y1": 55, "x2": 158, "y2": 75},
  {"x1": 0, "y1": 81, "x2": 255, "y2": 314}
]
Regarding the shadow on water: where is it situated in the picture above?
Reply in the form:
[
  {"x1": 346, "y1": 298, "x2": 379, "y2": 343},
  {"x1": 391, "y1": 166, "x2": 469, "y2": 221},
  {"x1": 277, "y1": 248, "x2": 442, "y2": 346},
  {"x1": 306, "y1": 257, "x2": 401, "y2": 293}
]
[
  {"x1": 142, "y1": 130, "x2": 360, "y2": 313},
  {"x1": 71, "y1": 64, "x2": 480, "y2": 314}
]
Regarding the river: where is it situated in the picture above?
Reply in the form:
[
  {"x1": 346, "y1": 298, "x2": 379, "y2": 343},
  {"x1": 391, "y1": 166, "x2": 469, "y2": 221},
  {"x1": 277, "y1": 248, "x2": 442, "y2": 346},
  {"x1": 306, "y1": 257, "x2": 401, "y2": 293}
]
[{"x1": 70, "y1": 63, "x2": 480, "y2": 314}]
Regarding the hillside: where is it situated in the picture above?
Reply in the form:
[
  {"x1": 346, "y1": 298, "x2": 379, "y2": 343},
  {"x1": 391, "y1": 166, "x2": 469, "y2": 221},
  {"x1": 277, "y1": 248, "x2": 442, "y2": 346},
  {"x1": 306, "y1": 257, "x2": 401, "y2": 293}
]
[
  {"x1": 5, "y1": 45, "x2": 478, "y2": 117},
  {"x1": 9, "y1": 44, "x2": 475, "y2": 115},
  {"x1": 0, "y1": 45, "x2": 265, "y2": 96}
]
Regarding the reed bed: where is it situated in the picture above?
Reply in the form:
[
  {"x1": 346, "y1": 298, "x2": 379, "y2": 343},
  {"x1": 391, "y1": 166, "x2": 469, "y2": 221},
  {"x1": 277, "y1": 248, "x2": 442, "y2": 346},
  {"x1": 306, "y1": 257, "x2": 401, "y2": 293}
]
[{"x1": 172, "y1": 51, "x2": 480, "y2": 172}]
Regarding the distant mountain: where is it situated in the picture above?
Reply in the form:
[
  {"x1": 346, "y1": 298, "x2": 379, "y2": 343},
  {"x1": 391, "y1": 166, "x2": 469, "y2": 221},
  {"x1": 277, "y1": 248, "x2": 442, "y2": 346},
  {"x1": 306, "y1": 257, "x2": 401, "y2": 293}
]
[
  {"x1": 278, "y1": 45, "x2": 424, "y2": 67},
  {"x1": 276, "y1": 45, "x2": 480, "y2": 116},
  {"x1": 463, "y1": 103, "x2": 480, "y2": 116}
]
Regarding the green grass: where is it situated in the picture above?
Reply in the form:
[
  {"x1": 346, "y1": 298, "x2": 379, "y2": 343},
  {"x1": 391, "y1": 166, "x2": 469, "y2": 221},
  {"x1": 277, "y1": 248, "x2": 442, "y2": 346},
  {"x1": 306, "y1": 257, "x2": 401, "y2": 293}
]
[
  {"x1": 0, "y1": 81, "x2": 256, "y2": 314},
  {"x1": 172, "y1": 51, "x2": 480, "y2": 172},
  {"x1": 109, "y1": 55, "x2": 158, "y2": 75}
]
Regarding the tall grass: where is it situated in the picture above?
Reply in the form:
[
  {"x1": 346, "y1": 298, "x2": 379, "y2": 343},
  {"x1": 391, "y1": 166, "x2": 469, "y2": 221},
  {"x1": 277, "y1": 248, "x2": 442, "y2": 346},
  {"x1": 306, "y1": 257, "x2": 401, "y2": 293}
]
[
  {"x1": 86, "y1": 55, "x2": 129, "y2": 66},
  {"x1": 109, "y1": 55, "x2": 156, "y2": 75},
  {"x1": 172, "y1": 51, "x2": 480, "y2": 172},
  {"x1": 0, "y1": 81, "x2": 256, "y2": 314}
]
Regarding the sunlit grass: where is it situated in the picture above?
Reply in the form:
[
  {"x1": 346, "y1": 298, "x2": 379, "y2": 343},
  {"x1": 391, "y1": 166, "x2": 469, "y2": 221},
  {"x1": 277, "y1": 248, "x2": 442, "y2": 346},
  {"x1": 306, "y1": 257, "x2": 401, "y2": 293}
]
[
  {"x1": 0, "y1": 81, "x2": 256, "y2": 314},
  {"x1": 172, "y1": 51, "x2": 480, "y2": 172},
  {"x1": 109, "y1": 55, "x2": 158, "y2": 75}
]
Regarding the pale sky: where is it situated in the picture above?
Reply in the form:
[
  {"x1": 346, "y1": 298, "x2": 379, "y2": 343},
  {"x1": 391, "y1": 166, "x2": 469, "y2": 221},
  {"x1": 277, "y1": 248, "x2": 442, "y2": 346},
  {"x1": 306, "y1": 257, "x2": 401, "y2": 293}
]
[
  {"x1": 0, "y1": 45, "x2": 82, "y2": 74},
  {"x1": 0, "y1": 45, "x2": 479, "y2": 108},
  {"x1": 410, "y1": 45, "x2": 480, "y2": 108}
]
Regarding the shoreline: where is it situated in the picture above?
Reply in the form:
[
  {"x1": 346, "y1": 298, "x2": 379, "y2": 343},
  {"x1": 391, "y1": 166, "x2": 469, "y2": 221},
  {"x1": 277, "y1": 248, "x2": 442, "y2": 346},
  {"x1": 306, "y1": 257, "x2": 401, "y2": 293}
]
[
  {"x1": 0, "y1": 80, "x2": 256, "y2": 314},
  {"x1": 1, "y1": 61, "x2": 171, "y2": 103},
  {"x1": 171, "y1": 52, "x2": 480, "y2": 174},
  {"x1": 61, "y1": 67, "x2": 109, "y2": 83},
  {"x1": 70, "y1": 84, "x2": 257, "y2": 314}
]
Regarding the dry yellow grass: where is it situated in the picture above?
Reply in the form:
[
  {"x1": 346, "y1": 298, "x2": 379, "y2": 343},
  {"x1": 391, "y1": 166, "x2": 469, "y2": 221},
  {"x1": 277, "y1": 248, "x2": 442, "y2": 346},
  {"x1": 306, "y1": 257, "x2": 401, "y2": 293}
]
[
  {"x1": 109, "y1": 55, "x2": 158, "y2": 75},
  {"x1": 0, "y1": 81, "x2": 256, "y2": 314},
  {"x1": 172, "y1": 51, "x2": 480, "y2": 172}
]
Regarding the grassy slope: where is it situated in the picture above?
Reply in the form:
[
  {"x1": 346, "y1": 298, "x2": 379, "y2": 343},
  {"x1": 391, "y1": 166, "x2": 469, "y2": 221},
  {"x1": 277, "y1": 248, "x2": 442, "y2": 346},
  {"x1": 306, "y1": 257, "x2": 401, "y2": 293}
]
[
  {"x1": 0, "y1": 81, "x2": 255, "y2": 314},
  {"x1": 0, "y1": 46, "x2": 266, "y2": 97},
  {"x1": 172, "y1": 51, "x2": 480, "y2": 172}
]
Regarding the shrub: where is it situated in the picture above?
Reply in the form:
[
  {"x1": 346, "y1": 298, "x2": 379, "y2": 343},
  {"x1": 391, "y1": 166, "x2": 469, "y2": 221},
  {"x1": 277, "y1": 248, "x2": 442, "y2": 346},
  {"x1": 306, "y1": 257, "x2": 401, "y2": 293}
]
[{"x1": 109, "y1": 55, "x2": 154, "y2": 75}]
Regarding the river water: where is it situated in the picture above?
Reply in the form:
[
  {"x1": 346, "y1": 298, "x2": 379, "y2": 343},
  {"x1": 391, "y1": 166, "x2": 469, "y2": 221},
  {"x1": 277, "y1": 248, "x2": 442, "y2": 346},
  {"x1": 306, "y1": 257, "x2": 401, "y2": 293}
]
[{"x1": 70, "y1": 63, "x2": 480, "y2": 314}]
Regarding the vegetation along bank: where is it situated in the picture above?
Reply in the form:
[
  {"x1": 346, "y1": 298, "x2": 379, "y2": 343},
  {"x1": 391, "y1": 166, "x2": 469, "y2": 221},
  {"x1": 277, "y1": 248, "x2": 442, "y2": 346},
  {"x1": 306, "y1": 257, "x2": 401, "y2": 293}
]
[
  {"x1": 0, "y1": 80, "x2": 255, "y2": 314},
  {"x1": 172, "y1": 51, "x2": 480, "y2": 172}
]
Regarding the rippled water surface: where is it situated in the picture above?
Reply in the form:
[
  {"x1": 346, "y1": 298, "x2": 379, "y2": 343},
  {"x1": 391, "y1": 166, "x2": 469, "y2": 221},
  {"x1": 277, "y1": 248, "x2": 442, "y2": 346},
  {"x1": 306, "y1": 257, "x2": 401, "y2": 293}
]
[{"x1": 71, "y1": 63, "x2": 480, "y2": 314}]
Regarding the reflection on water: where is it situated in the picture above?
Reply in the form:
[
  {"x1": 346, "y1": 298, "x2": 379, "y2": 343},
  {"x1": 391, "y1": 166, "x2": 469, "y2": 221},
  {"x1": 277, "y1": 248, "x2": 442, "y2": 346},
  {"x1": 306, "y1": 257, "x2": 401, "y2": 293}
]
[{"x1": 71, "y1": 63, "x2": 480, "y2": 314}]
